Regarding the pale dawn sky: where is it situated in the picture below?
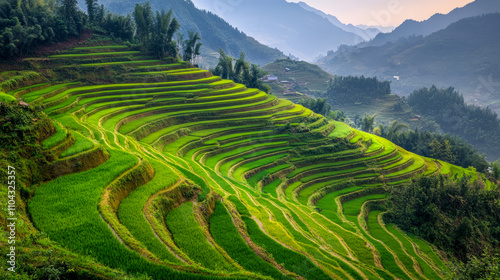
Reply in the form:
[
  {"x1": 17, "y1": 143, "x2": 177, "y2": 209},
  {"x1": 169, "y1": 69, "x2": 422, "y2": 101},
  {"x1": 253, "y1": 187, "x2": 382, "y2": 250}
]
[{"x1": 286, "y1": 0, "x2": 475, "y2": 27}]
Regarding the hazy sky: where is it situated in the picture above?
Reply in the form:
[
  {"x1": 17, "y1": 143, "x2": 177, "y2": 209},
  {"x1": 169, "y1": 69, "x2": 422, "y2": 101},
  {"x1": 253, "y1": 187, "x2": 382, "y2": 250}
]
[{"x1": 286, "y1": 0, "x2": 474, "y2": 27}]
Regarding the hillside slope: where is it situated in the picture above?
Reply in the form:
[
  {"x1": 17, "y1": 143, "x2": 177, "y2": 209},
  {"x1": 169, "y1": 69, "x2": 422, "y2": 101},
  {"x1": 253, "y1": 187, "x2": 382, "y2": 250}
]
[
  {"x1": 1, "y1": 38, "x2": 489, "y2": 279},
  {"x1": 82, "y1": 0, "x2": 285, "y2": 67}
]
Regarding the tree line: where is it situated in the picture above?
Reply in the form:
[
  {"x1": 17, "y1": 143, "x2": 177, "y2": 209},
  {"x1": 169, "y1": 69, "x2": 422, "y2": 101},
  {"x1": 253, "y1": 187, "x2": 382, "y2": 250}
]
[{"x1": 321, "y1": 75, "x2": 391, "y2": 104}]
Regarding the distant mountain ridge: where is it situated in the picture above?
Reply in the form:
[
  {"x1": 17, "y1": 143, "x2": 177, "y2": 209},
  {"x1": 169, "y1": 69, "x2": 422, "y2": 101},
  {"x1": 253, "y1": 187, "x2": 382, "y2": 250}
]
[
  {"x1": 317, "y1": 13, "x2": 500, "y2": 114},
  {"x1": 79, "y1": 0, "x2": 285, "y2": 67},
  {"x1": 366, "y1": 0, "x2": 500, "y2": 47},
  {"x1": 296, "y1": 1, "x2": 387, "y2": 42},
  {"x1": 190, "y1": 0, "x2": 363, "y2": 61}
]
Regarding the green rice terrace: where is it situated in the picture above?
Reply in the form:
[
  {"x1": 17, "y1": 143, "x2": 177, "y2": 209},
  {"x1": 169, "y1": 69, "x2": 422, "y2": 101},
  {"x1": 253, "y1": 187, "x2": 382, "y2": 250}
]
[{"x1": 3, "y1": 40, "x2": 490, "y2": 279}]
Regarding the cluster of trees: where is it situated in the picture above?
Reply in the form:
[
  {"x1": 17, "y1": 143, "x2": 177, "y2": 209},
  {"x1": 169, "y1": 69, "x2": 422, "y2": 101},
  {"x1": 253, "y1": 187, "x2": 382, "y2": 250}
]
[
  {"x1": 0, "y1": 0, "x2": 86, "y2": 58},
  {"x1": 322, "y1": 75, "x2": 391, "y2": 104},
  {"x1": 407, "y1": 86, "x2": 500, "y2": 158},
  {"x1": 297, "y1": 98, "x2": 331, "y2": 116},
  {"x1": 211, "y1": 50, "x2": 270, "y2": 93},
  {"x1": 0, "y1": 0, "x2": 202, "y2": 62},
  {"x1": 86, "y1": 0, "x2": 134, "y2": 42},
  {"x1": 385, "y1": 176, "x2": 500, "y2": 263}
]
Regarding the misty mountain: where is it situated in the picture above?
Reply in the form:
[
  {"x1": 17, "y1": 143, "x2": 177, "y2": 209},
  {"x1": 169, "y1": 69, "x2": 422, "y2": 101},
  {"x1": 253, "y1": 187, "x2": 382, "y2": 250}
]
[
  {"x1": 317, "y1": 13, "x2": 500, "y2": 113},
  {"x1": 190, "y1": 0, "x2": 363, "y2": 61},
  {"x1": 296, "y1": 1, "x2": 385, "y2": 42},
  {"x1": 367, "y1": 0, "x2": 500, "y2": 47},
  {"x1": 79, "y1": 0, "x2": 285, "y2": 67}
]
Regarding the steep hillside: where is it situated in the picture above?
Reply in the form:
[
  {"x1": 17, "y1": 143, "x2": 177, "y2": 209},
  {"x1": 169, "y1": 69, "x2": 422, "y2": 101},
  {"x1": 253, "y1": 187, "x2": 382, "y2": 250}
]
[
  {"x1": 1, "y1": 38, "x2": 490, "y2": 280},
  {"x1": 82, "y1": 0, "x2": 285, "y2": 67},
  {"x1": 190, "y1": 0, "x2": 362, "y2": 61},
  {"x1": 262, "y1": 58, "x2": 334, "y2": 97},
  {"x1": 366, "y1": 0, "x2": 500, "y2": 47}
]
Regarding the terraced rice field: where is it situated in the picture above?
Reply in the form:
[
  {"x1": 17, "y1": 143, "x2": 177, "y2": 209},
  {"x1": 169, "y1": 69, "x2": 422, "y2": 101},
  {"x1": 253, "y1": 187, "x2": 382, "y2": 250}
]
[{"x1": 17, "y1": 42, "x2": 483, "y2": 279}]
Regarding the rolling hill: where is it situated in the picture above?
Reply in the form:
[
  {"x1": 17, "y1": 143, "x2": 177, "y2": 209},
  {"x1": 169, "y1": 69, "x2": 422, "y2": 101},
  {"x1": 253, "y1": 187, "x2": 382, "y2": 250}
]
[{"x1": 1, "y1": 34, "x2": 492, "y2": 280}]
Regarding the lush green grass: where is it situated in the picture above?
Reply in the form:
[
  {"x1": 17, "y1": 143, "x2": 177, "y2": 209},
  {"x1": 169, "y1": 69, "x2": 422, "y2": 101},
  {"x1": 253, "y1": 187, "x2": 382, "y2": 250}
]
[
  {"x1": 329, "y1": 121, "x2": 351, "y2": 138},
  {"x1": 367, "y1": 211, "x2": 423, "y2": 279},
  {"x1": 219, "y1": 147, "x2": 291, "y2": 176},
  {"x1": 316, "y1": 186, "x2": 363, "y2": 214},
  {"x1": 300, "y1": 167, "x2": 366, "y2": 183},
  {"x1": 41, "y1": 122, "x2": 66, "y2": 149},
  {"x1": 29, "y1": 150, "x2": 224, "y2": 279},
  {"x1": 385, "y1": 156, "x2": 425, "y2": 178},
  {"x1": 73, "y1": 45, "x2": 128, "y2": 50},
  {"x1": 82, "y1": 60, "x2": 161, "y2": 67},
  {"x1": 262, "y1": 179, "x2": 281, "y2": 197},
  {"x1": 227, "y1": 195, "x2": 251, "y2": 216},
  {"x1": 343, "y1": 194, "x2": 389, "y2": 216},
  {"x1": 60, "y1": 132, "x2": 95, "y2": 157},
  {"x1": 0, "y1": 92, "x2": 16, "y2": 103},
  {"x1": 7, "y1": 82, "x2": 49, "y2": 95},
  {"x1": 285, "y1": 182, "x2": 302, "y2": 200},
  {"x1": 50, "y1": 51, "x2": 140, "y2": 58},
  {"x1": 118, "y1": 160, "x2": 182, "y2": 264},
  {"x1": 204, "y1": 130, "x2": 273, "y2": 145},
  {"x1": 163, "y1": 135, "x2": 200, "y2": 155},
  {"x1": 242, "y1": 216, "x2": 332, "y2": 280},
  {"x1": 166, "y1": 202, "x2": 236, "y2": 272},
  {"x1": 385, "y1": 223, "x2": 442, "y2": 279},
  {"x1": 257, "y1": 198, "x2": 317, "y2": 247},
  {"x1": 210, "y1": 202, "x2": 292, "y2": 279},
  {"x1": 247, "y1": 164, "x2": 291, "y2": 187},
  {"x1": 230, "y1": 145, "x2": 290, "y2": 180},
  {"x1": 23, "y1": 83, "x2": 76, "y2": 102}
]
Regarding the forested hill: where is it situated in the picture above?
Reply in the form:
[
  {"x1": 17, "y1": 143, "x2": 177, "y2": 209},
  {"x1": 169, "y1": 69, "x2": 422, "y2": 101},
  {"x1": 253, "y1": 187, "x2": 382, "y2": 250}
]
[{"x1": 81, "y1": 0, "x2": 285, "y2": 67}]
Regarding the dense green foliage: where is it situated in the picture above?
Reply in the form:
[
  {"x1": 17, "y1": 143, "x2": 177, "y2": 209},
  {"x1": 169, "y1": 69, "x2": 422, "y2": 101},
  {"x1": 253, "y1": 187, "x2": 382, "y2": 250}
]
[
  {"x1": 102, "y1": 0, "x2": 284, "y2": 66},
  {"x1": 0, "y1": 0, "x2": 85, "y2": 58},
  {"x1": 0, "y1": 102, "x2": 45, "y2": 148},
  {"x1": 378, "y1": 121, "x2": 489, "y2": 172},
  {"x1": 133, "y1": 3, "x2": 179, "y2": 59},
  {"x1": 297, "y1": 97, "x2": 331, "y2": 116},
  {"x1": 407, "y1": 86, "x2": 500, "y2": 159},
  {"x1": 212, "y1": 50, "x2": 270, "y2": 93},
  {"x1": 322, "y1": 76, "x2": 391, "y2": 104},
  {"x1": 385, "y1": 175, "x2": 500, "y2": 262},
  {"x1": 449, "y1": 248, "x2": 500, "y2": 280}
]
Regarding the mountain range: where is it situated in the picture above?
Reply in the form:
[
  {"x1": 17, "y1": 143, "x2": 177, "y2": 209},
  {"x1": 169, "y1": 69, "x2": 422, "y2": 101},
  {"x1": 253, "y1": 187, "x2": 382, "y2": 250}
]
[
  {"x1": 365, "y1": 0, "x2": 500, "y2": 47},
  {"x1": 317, "y1": 13, "x2": 500, "y2": 114},
  {"x1": 296, "y1": 2, "x2": 388, "y2": 42},
  {"x1": 190, "y1": 0, "x2": 365, "y2": 61}
]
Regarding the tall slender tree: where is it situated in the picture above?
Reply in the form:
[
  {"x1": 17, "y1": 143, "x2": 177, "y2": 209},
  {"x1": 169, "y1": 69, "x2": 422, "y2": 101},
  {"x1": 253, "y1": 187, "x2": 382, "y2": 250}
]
[
  {"x1": 182, "y1": 30, "x2": 201, "y2": 65},
  {"x1": 85, "y1": 0, "x2": 98, "y2": 23}
]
